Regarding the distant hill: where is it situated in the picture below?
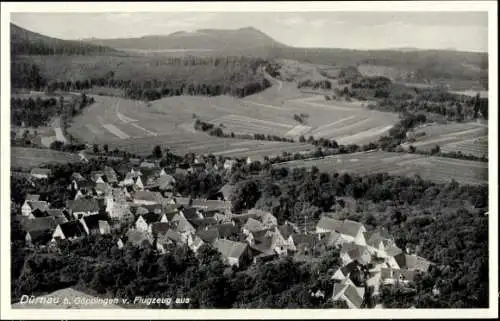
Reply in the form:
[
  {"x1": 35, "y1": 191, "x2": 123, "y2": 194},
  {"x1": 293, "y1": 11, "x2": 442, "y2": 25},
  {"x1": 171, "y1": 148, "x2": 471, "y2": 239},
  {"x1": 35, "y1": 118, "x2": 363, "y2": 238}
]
[
  {"x1": 10, "y1": 23, "x2": 119, "y2": 55},
  {"x1": 83, "y1": 27, "x2": 287, "y2": 52}
]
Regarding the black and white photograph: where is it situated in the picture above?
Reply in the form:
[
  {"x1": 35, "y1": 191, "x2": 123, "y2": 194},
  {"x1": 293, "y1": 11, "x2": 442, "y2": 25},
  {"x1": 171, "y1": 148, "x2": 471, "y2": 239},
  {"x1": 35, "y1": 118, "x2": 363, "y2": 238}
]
[{"x1": 0, "y1": 1, "x2": 497, "y2": 319}]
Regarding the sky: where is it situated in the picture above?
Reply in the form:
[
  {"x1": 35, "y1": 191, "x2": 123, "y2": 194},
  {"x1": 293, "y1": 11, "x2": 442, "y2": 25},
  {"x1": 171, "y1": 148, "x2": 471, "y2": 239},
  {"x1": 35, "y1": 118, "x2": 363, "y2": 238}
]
[{"x1": 11, "y1": 12, "x2": 489, "y2": 52}]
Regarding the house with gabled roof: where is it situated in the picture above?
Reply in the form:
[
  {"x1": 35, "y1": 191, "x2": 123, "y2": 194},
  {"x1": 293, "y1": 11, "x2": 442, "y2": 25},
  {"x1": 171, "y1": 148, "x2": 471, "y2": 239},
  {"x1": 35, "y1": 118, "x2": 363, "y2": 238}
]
[
  {"x1": 331, "y1": 278, "x2": 365, "y2": 309},
  {"x1": 196, "y1": 227, "x2": 220, "y2": 245},
  {"x1": 326, "y1": 230, "x2": 349, "y2": 248},
  {"x1": 22, "y1": 200, "x2": 49, "y2": 218},
  {"x1": 135, "y1": 213, "x2": 162, "y2": 233},
  {"x1": 337, "y1": 220, "x2": 367, "y2": 246},
  {"x1": 172, "y1": 216, "x2": 196, "y2": 240},
  {"x1": 46, "y1": 209, "x2": 69, "y2": 224},
  {"x1": 24, "y1": 194, "x2": 40, "y2": 202},
  {"x1": 179, "y1": 207, "x2": 204, "y2": 220},
  {"x1": 67, "y1": 198, "x2": 100, "y2": 219},
  {"x1": 52, "y1": 220, "x2": 87, "y2": 242},
  {"x1": 340, "y1": 243, "x2": 372, "y2": 266},
  {"x1": 188, "y1": 217, "x2": 217, "y2": 231},
  {"x1": 71, "y1": 172, "x2": 86, "y2": 182},
  {"x1": 394, "y1": 253, "x2": 432, "y2": 273},
  {"x1": 316, "y1": 216, "x2": 344, "y2": 234},
  {"x1": 213, "y1": 239, "x2": 252, "y2": 268},
  {"x1": 133, "y1": 190, "x2": 163, "y2": 205},
  {"x1": 25, "y1": 229, "x2": 53, "y2": 247},
  {"x1": 246, "y1": 209, "x2": 278, "y2": 229},
  {"x1": 30, "y1": 168, "x2": 51, "y2": 179},
  {"x1": 150, "y1": 222, "x2": 170, "y2": 237},
  {"x1": 22, "y1": 216, "x2": 58, "y2": 246},
  {"x1": 79, "y1": 213, "x2": 110, "y2": 236}
]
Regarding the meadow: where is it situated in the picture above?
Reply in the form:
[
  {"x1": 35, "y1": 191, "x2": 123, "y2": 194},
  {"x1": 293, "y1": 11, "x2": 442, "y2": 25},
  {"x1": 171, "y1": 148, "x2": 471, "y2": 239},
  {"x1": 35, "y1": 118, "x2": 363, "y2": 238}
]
[
  {"x1": 274, "y1": 151, "x2": 488, "y2": 186},
  {"x1": 11, "y1": 147, "x2": 81, "y2": 169},
  {"x1": 403, "y1": 122, "x2": 488, "y2": 157}
]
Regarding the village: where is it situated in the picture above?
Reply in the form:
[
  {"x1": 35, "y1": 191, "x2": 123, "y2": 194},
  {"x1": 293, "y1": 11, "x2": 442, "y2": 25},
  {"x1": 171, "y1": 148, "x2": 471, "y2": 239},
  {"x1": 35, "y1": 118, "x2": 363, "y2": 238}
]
[{"x1": 14, "y1": 154, "x2": 434, "y2": 309}]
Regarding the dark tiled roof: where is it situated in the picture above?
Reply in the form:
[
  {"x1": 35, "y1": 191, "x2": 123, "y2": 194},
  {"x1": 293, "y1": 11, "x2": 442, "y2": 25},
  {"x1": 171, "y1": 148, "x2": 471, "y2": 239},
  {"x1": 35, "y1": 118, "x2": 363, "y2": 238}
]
[
  {"x1": 173, "y1": 217, "x2": 196, "y2": 234},
  {"x1": 394, "y1": 253, "x2": 431, "y2": 272},
  {"x1": 278, "y1": 223, "x2": 296, "y2": 239},
  {"x1": 316, "y1": 216, "x2": 343, "y2": 232},
  {"x1": 385, "y1": 245, "x2": 403, "y2": 257},
  {"x1": 188, "y1": 217, "x2": 217, "y2": 230},
  {"x1": 140, "y1": 212, "x2": 162, "y2": 225},
  {"x1": 22, "y1": 216, "x2": 58, "y2": 233},
  {"x1": 81, "y1": 213, "x2": 109, "y2": 231},
  {"x1": 26, "y1": 201, "x2": 50, "y2": 212},
  {"x1": 151, "y1": 222, "x2": 170, "y2": 236},
  {"x1": 217, "y1": 223, "x2": 240, "y2": 238},
  {"x1": 46, "y1": 209, "x2": 69, "y2": 224},
  {"x1": 181, "y1": 207, "x2": 201, "y2": 220},
  {"x1": 25, "y1": 194, "x2": 40, "y2": 201},
  {"x1": 26, "y1": 229, "x2": 53, "y2": 244},
  {"x1": 67, "y1": 198, "x2": 100, "y2": 213},
  {"x1": 343, "y1": 285, "x2": 364, "y2": 308},
  {"x1": 338, "y1": 219, "x2": 365, "y2": 238},
  {"x1": 133, "y1": 191, "x2": 163, "y2": 203},
  {"x1": 59, "y1": 220, "x2": 87, "y2": 238},
  {"x1": 197, "y1": 228, "x2": 219, "y2": 244}
]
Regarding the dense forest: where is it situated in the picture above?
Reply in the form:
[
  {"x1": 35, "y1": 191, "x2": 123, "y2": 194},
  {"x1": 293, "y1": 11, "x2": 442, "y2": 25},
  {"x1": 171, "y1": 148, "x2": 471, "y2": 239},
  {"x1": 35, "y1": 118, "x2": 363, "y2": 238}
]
[
  {"x1": 11, "y1": 93, "x2": 94, "y2": 128},
  {"x1": 335, "y1": 70, "x2": 488, "y2": 121},
  {"x1": 11, "y1": 55, "x2": 273, "y2": 100}
]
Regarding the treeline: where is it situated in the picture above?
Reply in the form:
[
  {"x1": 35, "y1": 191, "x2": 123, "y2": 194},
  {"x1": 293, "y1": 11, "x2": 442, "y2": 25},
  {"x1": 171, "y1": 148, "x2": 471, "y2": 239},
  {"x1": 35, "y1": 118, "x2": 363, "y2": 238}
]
[
  {"x1": 12, "y1": 56, "x2": 274, "y2": 100},
  {"x1": 332, "y1": 67, "x2": 488, "y2": 121},
  {"x1": 297, "y1": 79, "x2": 332, "y2": 90},
  {"x1": 11, "y1": 96, "x2": 59, "y2": 127},
  {"x1": 11, "y1": 93, "x2": 94, "y2": 129},
  {"x1": 194, "y1": 119, "x2": 295, "y2": 143}
]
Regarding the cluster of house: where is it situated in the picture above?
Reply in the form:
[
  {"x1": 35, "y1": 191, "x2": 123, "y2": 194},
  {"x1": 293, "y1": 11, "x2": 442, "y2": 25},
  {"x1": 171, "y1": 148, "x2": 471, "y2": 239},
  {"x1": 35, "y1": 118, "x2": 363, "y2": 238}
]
[
  {"x1": 17, "y1": 161, "x2": 433, "y2": 309},
  {"x1": 18, "y1": 163, "x2": 320, "y2": 267},
  {"x1": 315, "y1": 215, "x2": 433, "y2": 308}
]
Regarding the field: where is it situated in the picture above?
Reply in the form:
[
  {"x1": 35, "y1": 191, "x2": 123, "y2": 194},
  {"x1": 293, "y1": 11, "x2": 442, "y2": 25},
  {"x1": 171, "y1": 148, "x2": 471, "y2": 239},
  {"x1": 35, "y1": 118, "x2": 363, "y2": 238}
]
[
  {"x1": 107, "y1": 133, "x2": 315, "y2": 159},
  {"x1": 274, "y1": 151, "x2": 488, "y2": 186},
  {"x1": 11, "y1": 147, "x2": 81, "y2": 169},
  {"x1": 67, "y1": 83, "x2": 399, "y2": 156},
  {"x1": 403, "y1": 122, "x2": 488, "y2": 157}
]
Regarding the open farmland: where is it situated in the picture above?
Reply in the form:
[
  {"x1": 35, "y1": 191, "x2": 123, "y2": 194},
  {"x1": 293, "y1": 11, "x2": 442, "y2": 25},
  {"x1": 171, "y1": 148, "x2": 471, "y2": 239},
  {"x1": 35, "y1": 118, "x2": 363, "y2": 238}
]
[
  {"x1": 105, "y1": 132, "x2": 315, "y2": 160},
  {"x1": 403, "y1": 122, "x2": 488, "y2": 157},
  {"x1": 69, "y1": 84, "x2": 399, "y2": 147},
  {"x1": 11, "y1": 147, "x2": 81, "y2": 169},
  {"x1": 274, "y1": 151, "x2": 488, "y2": 186}
]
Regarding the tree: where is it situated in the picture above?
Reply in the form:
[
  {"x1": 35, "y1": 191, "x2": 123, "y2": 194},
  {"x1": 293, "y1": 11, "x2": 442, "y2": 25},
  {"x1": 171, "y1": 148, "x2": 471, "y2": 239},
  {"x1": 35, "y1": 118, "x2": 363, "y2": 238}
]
[
  {"x1": 153, "y1": 145, "x2": 162, "y2": 158},
  {"x1": 103, "y1": 144, "x2": 109, "y2": 154},
  {"x1": 93, "y1": 144, "x2": 100, "y2": 154},
  {"x1": 430, "y1": 144, "x2": 440, "y2": 155}
]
